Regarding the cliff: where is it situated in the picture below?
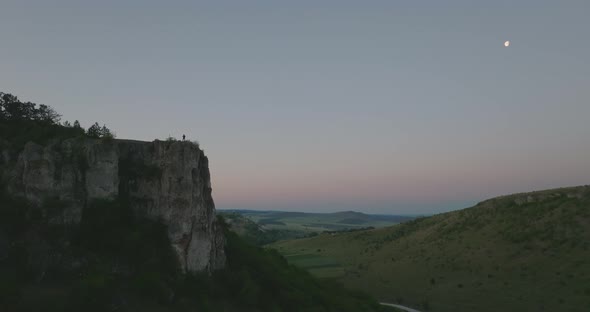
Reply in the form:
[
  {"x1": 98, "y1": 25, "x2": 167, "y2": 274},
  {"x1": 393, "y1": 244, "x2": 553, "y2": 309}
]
[{"x1": 0, "y1": 137, "x2": 225, "y2": 273}]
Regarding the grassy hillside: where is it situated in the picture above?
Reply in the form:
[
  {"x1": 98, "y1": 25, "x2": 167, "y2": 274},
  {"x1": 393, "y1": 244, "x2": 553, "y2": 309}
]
[{"x1": 272, "y1": 186, "x2": 590, "y2": 312}]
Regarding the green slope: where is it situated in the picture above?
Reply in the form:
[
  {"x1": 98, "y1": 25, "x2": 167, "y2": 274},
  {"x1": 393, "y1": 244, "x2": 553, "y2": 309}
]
[{"x1": 272, "y1": 186, "x2": 590, "y2": 312}]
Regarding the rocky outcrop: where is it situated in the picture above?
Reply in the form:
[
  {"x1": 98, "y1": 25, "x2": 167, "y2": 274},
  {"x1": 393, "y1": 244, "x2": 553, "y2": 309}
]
[
  {"x1": 1, "y1": 138, "x2": 225, "y2": 273},
  {"x1": 484, "y1": 185, "x2": 590, "y2": 206}
]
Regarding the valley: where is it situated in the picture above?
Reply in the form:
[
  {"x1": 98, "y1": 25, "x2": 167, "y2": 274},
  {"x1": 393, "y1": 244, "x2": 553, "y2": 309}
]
[
  {"x1": 220, "y1": 209, "x2": 415, "y2": 244},
  {"x1": 272, "y1": 186, "x2": 590, "y2": 312}
]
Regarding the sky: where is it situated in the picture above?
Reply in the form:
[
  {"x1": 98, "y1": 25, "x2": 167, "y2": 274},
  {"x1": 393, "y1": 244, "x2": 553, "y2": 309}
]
[{"x1": 1, "y1": 0, "x2": 589, "y2": 214}]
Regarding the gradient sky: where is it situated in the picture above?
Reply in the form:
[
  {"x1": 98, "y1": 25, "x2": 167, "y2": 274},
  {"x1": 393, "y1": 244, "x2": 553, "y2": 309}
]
[{"x1": 2, "y1": 0, "x2": 589, "y2": 214}]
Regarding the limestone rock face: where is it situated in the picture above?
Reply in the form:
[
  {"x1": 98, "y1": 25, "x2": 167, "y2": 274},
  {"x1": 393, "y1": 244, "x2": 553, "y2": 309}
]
[
  {"x1": 117, "y1": 140, "x2": 225, "y2": 272},
  {"x1": 3, "y1": 138, "x2": 225, "y2": 273}
]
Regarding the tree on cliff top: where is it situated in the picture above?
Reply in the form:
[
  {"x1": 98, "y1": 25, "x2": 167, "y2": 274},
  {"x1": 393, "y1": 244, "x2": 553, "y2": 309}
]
[
  {"x1": 87, "y1": 122, "x2": 115, "y2": 139},
  {"x1": 1, "y1": 91, "x2": 116, "y2": 145}
]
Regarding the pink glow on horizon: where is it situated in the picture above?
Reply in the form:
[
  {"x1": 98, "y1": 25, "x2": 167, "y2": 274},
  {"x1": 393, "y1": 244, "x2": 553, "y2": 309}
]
[{"x1": 212, "y1": 159, "x2": 590, "y2": 212}]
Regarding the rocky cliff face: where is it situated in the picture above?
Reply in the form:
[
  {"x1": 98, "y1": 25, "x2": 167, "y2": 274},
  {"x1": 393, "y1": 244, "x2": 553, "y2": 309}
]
[{"x1": 1, "y1": 138, "x2": 225, "y2": 273}]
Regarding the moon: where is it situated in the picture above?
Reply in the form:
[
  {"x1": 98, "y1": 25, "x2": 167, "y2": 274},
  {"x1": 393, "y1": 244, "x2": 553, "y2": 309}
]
[{"x1": 504, "y1": 40, "x2": 510, "y2": 47}]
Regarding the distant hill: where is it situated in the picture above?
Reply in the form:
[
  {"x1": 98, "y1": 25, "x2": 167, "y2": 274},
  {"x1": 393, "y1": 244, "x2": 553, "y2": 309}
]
[
  {"x1": 220, "y1": 210, "x2": 414, "y2": 237},
  {"x1": 219, "y1": 212, "x2": 303, "y2": 245},
  {"x1": 272, "y1": 186, "x2": 590, "y2": 312},
  {"x1": 219, "y1": 210, "x2": 413, "y2": 246}
]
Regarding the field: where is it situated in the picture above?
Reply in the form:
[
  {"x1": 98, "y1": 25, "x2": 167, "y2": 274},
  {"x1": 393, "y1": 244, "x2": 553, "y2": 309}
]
[
  {"x1": 272, "y1": 186, "x2": 590, "y2": 312},
  {"x1": 221, "y1": 210, "x2": 414, "y2": 235},
  {"x1": 282, "y1": 252, "x2": 345, "y2": 279}
]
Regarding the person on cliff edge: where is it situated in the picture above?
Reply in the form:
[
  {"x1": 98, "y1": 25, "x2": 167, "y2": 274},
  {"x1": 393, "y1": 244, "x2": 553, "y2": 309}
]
[{"x1": 182, "y1": 134, "x2": 186, "y2": 141}]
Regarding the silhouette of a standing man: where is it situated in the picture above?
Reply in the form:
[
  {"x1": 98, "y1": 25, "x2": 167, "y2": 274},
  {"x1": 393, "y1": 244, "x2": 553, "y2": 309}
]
[{"x1": 182, "y1": 134, "x2": 186, "y2": 141}]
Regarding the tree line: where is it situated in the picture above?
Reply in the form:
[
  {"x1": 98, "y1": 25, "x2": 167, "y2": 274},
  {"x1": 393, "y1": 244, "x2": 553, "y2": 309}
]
[{"x1": 0, "y1": 92, "x2": 114, "y2": 139}]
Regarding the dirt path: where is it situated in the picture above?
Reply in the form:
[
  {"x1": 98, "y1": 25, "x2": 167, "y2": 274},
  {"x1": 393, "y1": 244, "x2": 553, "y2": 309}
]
[{"x1": 380, "y1": 302, "x2": 422, "y2": 312}]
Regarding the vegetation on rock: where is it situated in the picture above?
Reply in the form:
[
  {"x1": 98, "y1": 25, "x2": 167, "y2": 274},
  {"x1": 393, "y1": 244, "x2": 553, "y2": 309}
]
[{"x1": 0, "y1": 92, "x2": 114, "y2": 150}]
